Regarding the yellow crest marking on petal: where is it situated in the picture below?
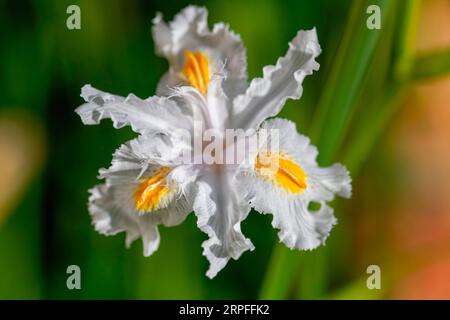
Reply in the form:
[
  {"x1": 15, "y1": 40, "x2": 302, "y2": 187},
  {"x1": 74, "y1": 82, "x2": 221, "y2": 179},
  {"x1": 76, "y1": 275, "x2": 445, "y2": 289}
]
[
  {"x1": 134, "y1": 167, "x2": 171, "y2": 212},
  {"x1": 182, "y1": 50, "x2": 210, "y2": 94},
  {"x1": 255, "y1": 152, "x2": 307, "y2": 194}
]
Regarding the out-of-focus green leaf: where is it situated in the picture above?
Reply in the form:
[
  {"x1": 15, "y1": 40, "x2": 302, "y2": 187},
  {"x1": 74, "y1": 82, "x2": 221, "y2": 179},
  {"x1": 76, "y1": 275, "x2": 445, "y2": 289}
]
[
  {"x1": 393, "y1": 0, "x2": 422, "y2": 81},
  {"x1": 412, "y1": 49, "x2": 450, "y2": 81},
  {"x1": 309, "y1": 0, "x2": 394, "y2": 164},
  {"x1": 327, "y1": 278, "x2": 385, "y2": 300},
  {"x1": 260, "y1": 0, "x2": 394, "y2": 300},
  {"x1": 259, "y1": 243, "x2": 299, "y2": 300},
  {"x1": 344, "y1": 84, "x2": 405, "y2": 175}
]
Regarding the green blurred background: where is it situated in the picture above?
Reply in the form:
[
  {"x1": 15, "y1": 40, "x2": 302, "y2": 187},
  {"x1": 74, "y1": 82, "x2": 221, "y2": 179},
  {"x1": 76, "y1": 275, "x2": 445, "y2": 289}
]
[{"x1": 1, "y1": 0, "x2": 450, "y2": 299}]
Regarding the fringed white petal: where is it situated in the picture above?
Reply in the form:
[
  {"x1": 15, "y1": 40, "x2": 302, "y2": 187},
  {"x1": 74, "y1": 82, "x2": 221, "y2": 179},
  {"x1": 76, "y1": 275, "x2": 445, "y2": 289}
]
[
  {"x1": 76, "y1": 84, "x2": 192, "y2": 135},
  {"x1": 193, "y1": 170, "x2": 254, "y2": 278},
  {"x1": 232, "y1": 29, "x2": 321, "y2": 130},
  {"x1": 88, "y1": 135, "x2": 196, "y2": 256},
  {"x1": 238, "y1": 118, "x2": 351, "y2": 250},
  {"x1": 100, "y1": 134, "x2": 190, "y2": 177},
  {"x1": 89, "y1": 183, "x2": 161, "y2": 256},
  {"x1": 152, "y1": 5, "x2": 248, "y2": 98}
]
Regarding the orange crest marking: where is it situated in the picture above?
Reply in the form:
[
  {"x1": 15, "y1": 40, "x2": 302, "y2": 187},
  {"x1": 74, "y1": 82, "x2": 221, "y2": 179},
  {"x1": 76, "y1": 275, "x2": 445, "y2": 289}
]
[
  {"x1": 134, "y1": 167, "x2": 171, "y2": 212},
  {"x1": 255, "y1": 152, "x2": 307, "y2": 194},
  {"x1": 182, "y1": 50, "x2": 210, "y2": 94}
]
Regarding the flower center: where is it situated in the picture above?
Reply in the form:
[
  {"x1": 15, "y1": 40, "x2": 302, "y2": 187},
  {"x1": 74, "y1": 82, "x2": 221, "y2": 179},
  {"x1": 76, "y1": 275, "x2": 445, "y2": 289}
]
[
  {"x1": 134, "y1": 167, "x2": 171, "y2": 212},
  {"x1": 182, "y1": 50, "x2": 210, "y2": 94},
  {"x1": 255, "y1": 152, "x2": 307, "y2": 194}
]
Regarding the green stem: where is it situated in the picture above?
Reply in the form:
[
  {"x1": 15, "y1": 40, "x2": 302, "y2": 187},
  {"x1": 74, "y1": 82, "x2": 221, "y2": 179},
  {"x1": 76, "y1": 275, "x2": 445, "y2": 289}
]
[
  {"x1": 259, "y1": 243, "x2": 299, "y2": 299},
  {"x1": 296, "y1": 248, "x2": 328, "y2": 299}
]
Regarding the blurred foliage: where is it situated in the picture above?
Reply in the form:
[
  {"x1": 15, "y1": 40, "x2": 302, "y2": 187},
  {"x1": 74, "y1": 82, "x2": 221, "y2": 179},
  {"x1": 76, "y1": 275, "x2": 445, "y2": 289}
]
[
  {"x1": 0, "y1": 0, "x2": 449, "y2": 300},
  {"x1": 413, "y1": 48, "x2": 450, "y2": 80}
]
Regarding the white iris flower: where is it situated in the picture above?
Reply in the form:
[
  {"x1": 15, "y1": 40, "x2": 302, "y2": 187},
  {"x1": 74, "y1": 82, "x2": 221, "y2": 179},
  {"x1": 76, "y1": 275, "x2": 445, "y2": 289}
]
[{"x1": 76, "y1": 5, "x2": 351, "y2": 278}]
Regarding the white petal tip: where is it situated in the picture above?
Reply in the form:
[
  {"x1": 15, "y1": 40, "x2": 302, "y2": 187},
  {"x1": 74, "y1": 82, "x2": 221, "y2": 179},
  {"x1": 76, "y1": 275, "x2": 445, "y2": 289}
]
[
  {"x1": 152, "y1": 12, "x2": 163, "y2": 24},
  {"x1": 80, "y1": 84, "x2": 100, "y2": 102}
]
